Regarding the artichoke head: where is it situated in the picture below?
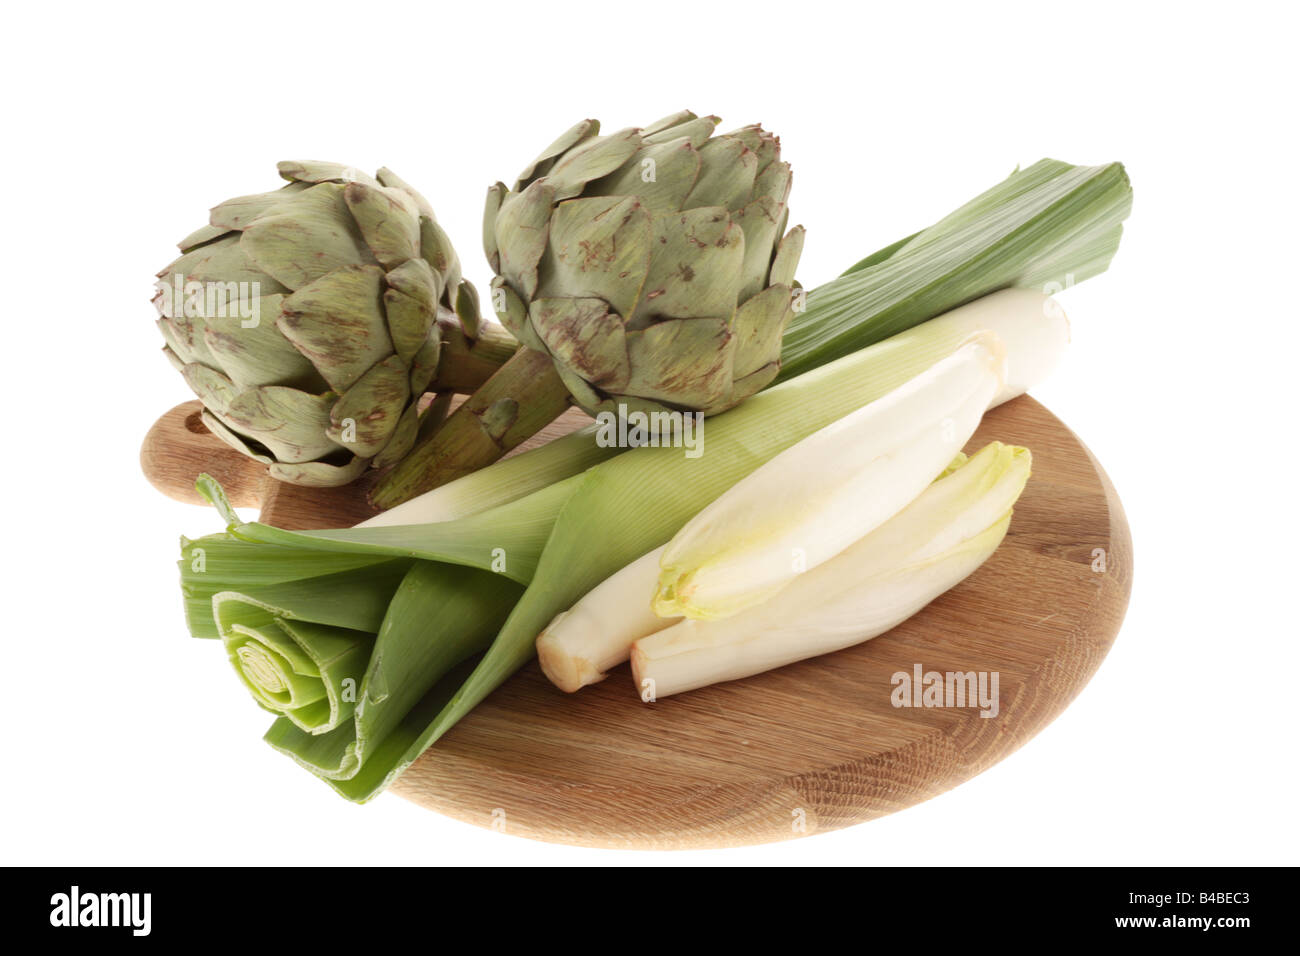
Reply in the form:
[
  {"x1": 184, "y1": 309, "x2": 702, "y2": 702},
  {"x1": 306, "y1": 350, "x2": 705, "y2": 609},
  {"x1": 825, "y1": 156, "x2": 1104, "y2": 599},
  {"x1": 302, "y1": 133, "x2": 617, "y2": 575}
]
[
  {"x1": 155, "y1": 161, "x2": 485, "y2": 487},
  {"x1": 483, "y1": 110, "x2": 805, "y2": 418}
]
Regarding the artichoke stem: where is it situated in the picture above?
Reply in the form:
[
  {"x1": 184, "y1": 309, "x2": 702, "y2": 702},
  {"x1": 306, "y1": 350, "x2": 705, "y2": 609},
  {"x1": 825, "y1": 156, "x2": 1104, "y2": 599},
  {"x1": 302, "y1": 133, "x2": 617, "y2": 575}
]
[
  {"x1": 370, "y1": 348, "x2": 573, "y2": 509},
  {"x1": 429, "y1": 320, "x2": 519, "y2": 393}
]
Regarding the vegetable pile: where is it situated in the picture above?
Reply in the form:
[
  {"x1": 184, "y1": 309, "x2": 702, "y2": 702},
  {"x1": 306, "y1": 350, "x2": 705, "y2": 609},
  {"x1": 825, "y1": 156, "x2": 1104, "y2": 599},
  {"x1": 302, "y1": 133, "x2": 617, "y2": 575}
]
[{"x1": 162, "y1": 112, "x2": 1131, "y2": 800}]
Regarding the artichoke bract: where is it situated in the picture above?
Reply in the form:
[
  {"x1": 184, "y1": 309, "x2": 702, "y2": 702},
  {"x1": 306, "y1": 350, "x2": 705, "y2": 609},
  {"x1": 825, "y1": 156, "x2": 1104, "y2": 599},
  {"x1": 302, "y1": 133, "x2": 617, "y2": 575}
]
[
  {"x1": 154, "y1": 161, "x2": 516, "y2": 487},
  {"x1": 372, "y1": 111, "x2": 805, "y2": 508}
]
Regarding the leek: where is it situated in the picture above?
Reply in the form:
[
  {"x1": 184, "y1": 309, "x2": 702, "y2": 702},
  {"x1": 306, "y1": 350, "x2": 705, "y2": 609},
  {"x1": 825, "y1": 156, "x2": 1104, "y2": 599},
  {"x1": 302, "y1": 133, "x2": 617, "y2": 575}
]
[
  {"x1": 653, "y1": 337, "x2": 1004, "y2": 620},
  {"x1": 179, "y1": 472, "x2": 576, "y2": 798},
  {"x1": 632, "y1": 443, "x2": 1032, "y2": 698}
]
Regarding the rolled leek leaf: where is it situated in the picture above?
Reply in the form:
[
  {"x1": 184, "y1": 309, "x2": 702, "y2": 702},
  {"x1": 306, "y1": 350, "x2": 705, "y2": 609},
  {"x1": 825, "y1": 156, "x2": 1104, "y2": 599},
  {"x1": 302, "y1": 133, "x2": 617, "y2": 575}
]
[
  {"x1": 632, "y1": 443, "x2": 1031, "y2": 698},
  {"x1": 653, "y1": 336, "x2": 1005, "y2": 620},
  {"x1": 263, "y1": 562, "x2": 522, "y2": 789},
  {"x1": 178, "y1": 473, "x2": 566, "y2": 798},
  {"x1": 189, "y1": 471, "x2": 582, "y2": 586},
  {"x1": 223, "y1": 612, "x2": 376, "y2": 735},
  {"x1": 179, "y1": 535, "x2": 406, "y2": 640},
  {"x1": 212, "y1": 560, "x2": 415, "y2": 635},
  {"x1": 185, "y1": 532, "x2": 523, "y2": 794}
]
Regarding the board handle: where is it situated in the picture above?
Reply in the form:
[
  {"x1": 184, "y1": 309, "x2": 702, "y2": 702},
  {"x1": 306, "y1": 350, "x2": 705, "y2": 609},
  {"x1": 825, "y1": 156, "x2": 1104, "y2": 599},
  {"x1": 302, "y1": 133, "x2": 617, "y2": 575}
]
[
  {"x1": 139, "y1": 400, "x2": 381, "y2": 528},
  {"x1": 140, "y1": 398, "x2": 594, "y2": 530},
  {"x1": 140, "y1": 401, "x2": 269, "y2": 507}
]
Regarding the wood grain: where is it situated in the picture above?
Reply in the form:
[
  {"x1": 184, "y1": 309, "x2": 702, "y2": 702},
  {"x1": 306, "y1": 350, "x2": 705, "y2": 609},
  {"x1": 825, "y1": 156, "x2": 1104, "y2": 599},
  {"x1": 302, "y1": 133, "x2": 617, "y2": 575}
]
[{"x1": 141, "y1": 395, "x2": 1131, "y2": 849}]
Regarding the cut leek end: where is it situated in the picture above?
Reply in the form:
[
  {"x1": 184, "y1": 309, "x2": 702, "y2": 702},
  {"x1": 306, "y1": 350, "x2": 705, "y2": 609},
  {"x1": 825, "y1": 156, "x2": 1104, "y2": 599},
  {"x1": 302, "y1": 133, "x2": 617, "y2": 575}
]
[
  {"x1": 233, "y1": 642, "x2": 289, "y2": 698},
  {"x1": 536, "y1": 613, "x2": 608, "y2": 693},
  {"x1": 225, "y1": 633, "x2": 333, "y2": 734}
]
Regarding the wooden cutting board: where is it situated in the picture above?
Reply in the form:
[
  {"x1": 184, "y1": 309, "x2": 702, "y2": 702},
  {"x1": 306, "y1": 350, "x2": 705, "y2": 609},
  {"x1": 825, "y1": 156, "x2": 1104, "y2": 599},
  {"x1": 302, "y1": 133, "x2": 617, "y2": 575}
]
[{"x1": 142, "y1": 395, "x2": 1131, "y2": 849}]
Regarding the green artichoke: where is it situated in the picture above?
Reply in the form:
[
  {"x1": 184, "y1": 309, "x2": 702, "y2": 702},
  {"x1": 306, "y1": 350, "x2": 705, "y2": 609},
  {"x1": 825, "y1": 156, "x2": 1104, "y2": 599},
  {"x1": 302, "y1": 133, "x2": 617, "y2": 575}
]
[
  {"x1": 485, "y1": 110, "x2": 805, "y2": 415},
  {"x1": 372, "y1": 111, "x2": 804, "y2": 507},
  {"x1": 154, "y1": 161, "x2": 516, "y2": 487}
]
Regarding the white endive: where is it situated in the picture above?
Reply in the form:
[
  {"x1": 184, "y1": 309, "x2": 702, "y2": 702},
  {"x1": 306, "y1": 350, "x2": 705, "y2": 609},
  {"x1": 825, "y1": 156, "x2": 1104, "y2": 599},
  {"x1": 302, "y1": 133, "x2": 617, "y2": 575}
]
[
  {"x1": 632, "y1": 442, "x2": 1031, "y2": 699},
  {"x1": 536, "y1": 546, "x2": 679, "y2": 692},
  {"x1": 653, "y1": 335, "x2": 1005, "y2": 620},
  {"x1": 534, "y1": 457, "x2": 969, "y2": 693}
]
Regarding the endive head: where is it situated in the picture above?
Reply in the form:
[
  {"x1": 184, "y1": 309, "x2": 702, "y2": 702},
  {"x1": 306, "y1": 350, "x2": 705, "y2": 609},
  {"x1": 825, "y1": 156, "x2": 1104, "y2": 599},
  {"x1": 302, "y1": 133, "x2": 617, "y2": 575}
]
[
  {"x1": 874, "y1": 440, "x2": 1031, "y2": 571},
  {"x1": 629, "y1": 443, "x2": 1032, "y2": 698},
  {"x1": 651, "y1": 333, "x2": 1008, "y2": 620}
]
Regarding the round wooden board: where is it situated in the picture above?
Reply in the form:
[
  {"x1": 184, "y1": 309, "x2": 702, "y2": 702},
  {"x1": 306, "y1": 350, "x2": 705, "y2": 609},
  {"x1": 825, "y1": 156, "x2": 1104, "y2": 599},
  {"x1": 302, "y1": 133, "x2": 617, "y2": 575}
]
[{"x1": 143, "y1": 395, "x2": 1131, "y2": 849}]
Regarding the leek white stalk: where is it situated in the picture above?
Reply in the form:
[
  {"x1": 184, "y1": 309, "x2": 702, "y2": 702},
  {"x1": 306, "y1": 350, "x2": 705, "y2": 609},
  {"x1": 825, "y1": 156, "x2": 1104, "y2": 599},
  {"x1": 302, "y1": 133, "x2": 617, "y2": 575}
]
[
  {"x1": 358, "y1": 424, "x2": 618, "y2": 527},
  {"x1": 653, "y1": 336, "x2": 1006, "y2": 620},
  {"x1": 535, "y1": 546, "x2": 679, "y2": 692},
  {"x1": 914, "y1": 288, "x2": 1068, "y2": 405},
  {"x1": 632, "y1": 442, "x2": 1031, "y2": 699}
]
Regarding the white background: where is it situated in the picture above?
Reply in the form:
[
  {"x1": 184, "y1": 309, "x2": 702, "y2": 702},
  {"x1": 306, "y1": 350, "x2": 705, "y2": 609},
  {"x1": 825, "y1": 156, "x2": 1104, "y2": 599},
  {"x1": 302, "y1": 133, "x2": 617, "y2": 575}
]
[{"x1": 2, "y1": 0, "x2": 1296, "y2": 865}]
